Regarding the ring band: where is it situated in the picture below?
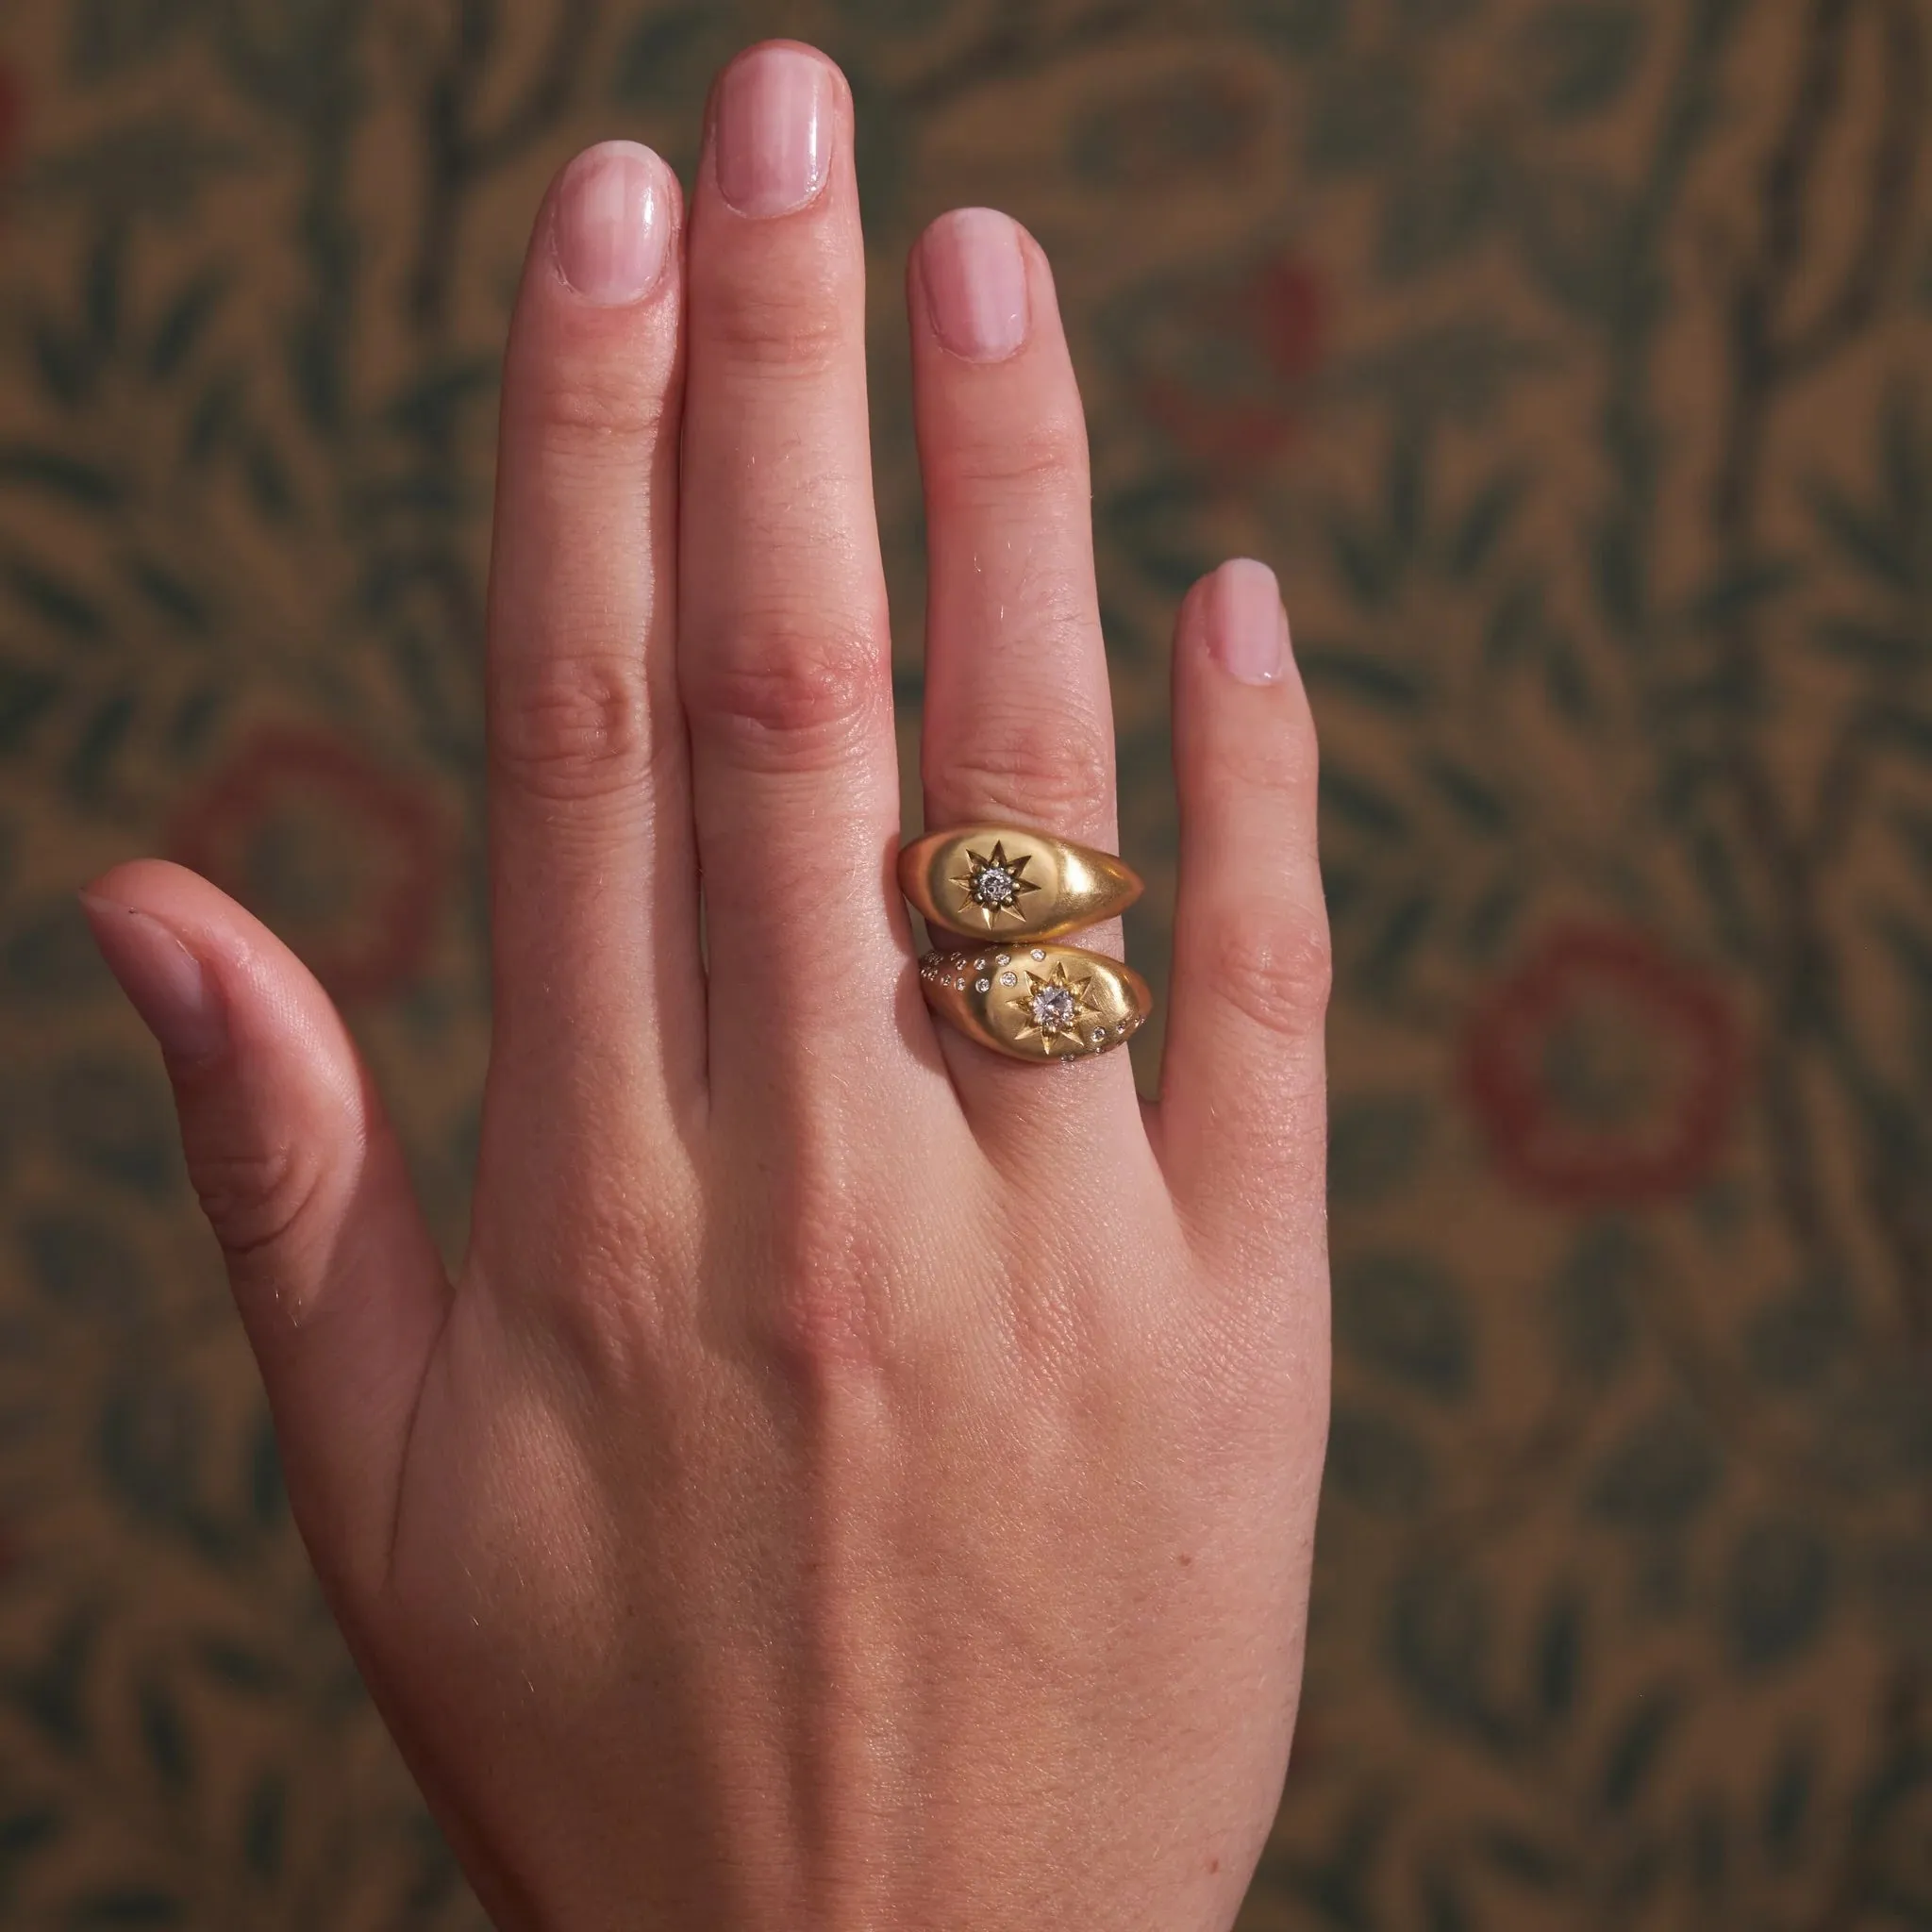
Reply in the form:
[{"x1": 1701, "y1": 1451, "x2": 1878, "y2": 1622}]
[
  {"x1": 897, "y1": 822, "x2": 1142, "y2": 942},
  {"x1": 918, "y1": 941, "x2": 1151, "y2": 1063}
]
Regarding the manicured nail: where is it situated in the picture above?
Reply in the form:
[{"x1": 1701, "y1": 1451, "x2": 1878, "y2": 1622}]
[
  {"x1": 714, "y1": 44, "x2": 832, "y2": 218},
  {"x1": 551, "y1": 142, "x2": 672, "y2": 305},
  {"x1": 1208, "y1": 558, "x2": 1289, "y2": 685},
  {"x1": 922, "y1": 208, "x2": 1029, "y2": 362},
  {"x1": 79, "y1": 893, "x2": 228, "y2": 1063}
]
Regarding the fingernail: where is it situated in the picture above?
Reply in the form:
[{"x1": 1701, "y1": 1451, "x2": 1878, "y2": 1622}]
[
  {"x1": 551, "y1": 141, "x2": 672, "y2": 305},
  {"x1": 922, "y1": 208, "x2": 1030, "y2": 362},
  {"x1": 79, "y1": 893, "x2": 228, "y2": 1063},
  {"x1": 1207, "y1": 558, "x2": 1289, "y2": 685},
  {"x1": 714, "y1": 44, "x2": 832, "y2": 218}
]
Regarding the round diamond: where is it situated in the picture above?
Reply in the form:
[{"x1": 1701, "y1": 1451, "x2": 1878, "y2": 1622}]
[
  {"x1": 995, "y1": 954, "x2": 1011, "y2": 967},
  {"x1": 975, "y1": 978, "x2": 991, "y2": 993},
  {"x1": 1029, "y1": 984, "x2": 1076, "y2": 1032},
  {"x1": 1000, "y1": 971, "x2": 1018, "y2": 987},
  {"x1": 1030, "y1": 947, "x2": 1046, "y2": 961},
  {"x1": 973, "y1": 866, "x2": 1016, "y2": 908}
]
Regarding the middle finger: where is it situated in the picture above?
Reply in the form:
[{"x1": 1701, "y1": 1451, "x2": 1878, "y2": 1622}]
[{"x1": 680, "y1": 43, "x2": 914, "y2": 1120}]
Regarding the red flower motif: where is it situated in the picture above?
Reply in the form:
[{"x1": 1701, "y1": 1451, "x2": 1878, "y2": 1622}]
[
  {"x1": 1461, "y1": 924, "x2": 1742, "y2": 1207},
  {"x1": 168, "y1": 726, "x2": 445, "y2": 1002},
  {"x1": 1230, "y1": 258, "x2": 1328, "y2": 383},
  {"x1": 1136, "y1": 254, "x2": 1328, "y2": 479}
]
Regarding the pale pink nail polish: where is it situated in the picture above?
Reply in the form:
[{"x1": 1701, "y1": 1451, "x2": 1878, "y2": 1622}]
[
  {"x1": 551, "y1": 142, "x2": 671, "y2": 305},
  {"x1": 1209, "y1": 558, "x2": 1289, "y2": 685},
  {"x1": 714, "y1": 45, "x2": 832, "y2": 218},
  {"x1": 922, "y1": 208, "x2": 1029, "y2": 362},
  {"x1": 79, "y1": 894, "x2": 228, "y2": 1063}
]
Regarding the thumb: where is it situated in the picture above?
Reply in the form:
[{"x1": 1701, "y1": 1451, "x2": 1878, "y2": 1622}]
[{"x1": 80, "y1": 858, "x2": 450, "y2": 1600}]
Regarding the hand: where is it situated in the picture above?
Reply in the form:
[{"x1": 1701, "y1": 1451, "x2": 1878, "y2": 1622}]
[{"x1": 81, "y1": 41, "x2": 1330, "y2": 1932}]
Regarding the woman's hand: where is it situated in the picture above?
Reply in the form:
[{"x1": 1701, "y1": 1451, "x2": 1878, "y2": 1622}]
[{"x1": 81, "y1": 41, "x2": 1329, "y2": 1932}]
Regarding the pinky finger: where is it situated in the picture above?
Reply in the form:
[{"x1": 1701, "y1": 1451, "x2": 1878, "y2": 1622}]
[{"x1": 1155, "y1": 559, "x2": 1331, "y2": 1264}]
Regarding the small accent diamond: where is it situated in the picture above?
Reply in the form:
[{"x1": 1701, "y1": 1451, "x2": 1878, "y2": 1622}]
[{"x1": 975, "y1": 978, "x2": 991, "y2": 993}]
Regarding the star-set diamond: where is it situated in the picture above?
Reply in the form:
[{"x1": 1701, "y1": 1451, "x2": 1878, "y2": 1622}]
[{"x1": 951, "y1": 841, "x2": 1040, "y2": 927}]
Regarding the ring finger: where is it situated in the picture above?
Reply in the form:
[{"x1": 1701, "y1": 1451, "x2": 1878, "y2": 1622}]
[{"x1": 909, "y1": 208, "x2": 1138, "y2": 1141}]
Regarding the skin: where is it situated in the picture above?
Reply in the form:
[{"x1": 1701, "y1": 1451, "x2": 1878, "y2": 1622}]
[{"x1": 79, "y1": 42, "x2": 1331, "y2": 1932}]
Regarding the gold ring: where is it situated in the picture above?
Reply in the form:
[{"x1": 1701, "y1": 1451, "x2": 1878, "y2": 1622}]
[
  {"x1": 897, "y1": 822, "x2": 1141, "y2": 941},
  {"x1": 918, "y1": 941, "x2": 1151, "y2": 1063}
]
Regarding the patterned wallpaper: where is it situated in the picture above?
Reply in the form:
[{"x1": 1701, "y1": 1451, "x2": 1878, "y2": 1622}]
[{"x1": 1, "y1": 1, "x2": 1929, "y2": 1926}]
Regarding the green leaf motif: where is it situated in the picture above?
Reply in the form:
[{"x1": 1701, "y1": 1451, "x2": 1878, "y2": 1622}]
[
  {"x1": 1588, "y1": 1406, "x2": 1722, "y2": 1529},
  {"x1": 136, "y1": 1677, "x2": 192, "y2": 1791},
  {"x1": 1327, "y1": 1406, "x2": 1432, "y2": 1512},
  {"x1": 609, "y1": 8, "x2": 732, "y2": 110},
  {"x1": 68, "y1": 0, "x2": 199, "y2": 82},
  {"x1": 1446, "y1": 474, "x2": 1524, "y2": 576},
  {"x1": 1477, "y1": 1822, "x2": 1574, "y2": 1890},
  {"x1": 241, "y1": 1770, "x2": 287, "y2": 1880},
  {"x1": 64, "y1": 1889, "x2": 185, "y2": 1926},
  {"x1": 1598, "y1": 1683, "x2": 1684, "y2": 1814},
  {"x1": 1760, "y1": 1735, "x2": 1817, "y2": 1860},
  {"x1": 1806, "y1": 476, "x2": 1919, "y2": 593},
  {"x1": 1337, "y1": 1253, "x2": 1474, "y2": 1400},
  {"x1": 0, "y1": 445, "x2": 125, "y2": 508},
  {"x1": 1329, "y1": 1091, "x2": 1432, "y2": 1203},
  {"x1": 1724, "y1": 1521, "x2": 1833, "y2": 1672},
  {"x1": 1322, "y1": 765, "x2": 1412, "y2": 837},
  {"x1": 1, "y1": 555, "x2": 108, "y2": 641},
  {"x1": 1300, "y1": 646, "x2": 1429, "y2": 711},
  {"x1": 1524, "y1": 3, "x2": 1646, "y2": 118},
  {"x1": 8, "y1": 1609, "x2": 99, "y2": 1753},
  {"x1": 1533, "y1": 1590, "x2": 1586, "y2": 1725},
  {"x1": 0, "y1": 659, "x2": 63, "y2": 755},
  {"x1": 146, "y1": 269, "x2": 230, "y2": 380}
]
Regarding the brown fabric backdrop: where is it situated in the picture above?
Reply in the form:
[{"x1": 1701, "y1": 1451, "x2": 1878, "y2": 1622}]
[{"x1": 1, "y1": 1, "x2": 1929, "y2": 1925}]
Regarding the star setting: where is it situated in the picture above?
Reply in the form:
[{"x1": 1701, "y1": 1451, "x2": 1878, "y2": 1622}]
[
  {"x1": 952, "y1": 841, "x2": 1040, "y2": 927},
  {"x1": 1012, "y1": 958, "x2": 1102, "y2": 1051}
]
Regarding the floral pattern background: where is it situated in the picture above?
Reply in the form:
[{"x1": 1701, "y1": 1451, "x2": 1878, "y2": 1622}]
[{"x1": 0, "y1": 0, "x2": 1928, "y2": 1926}]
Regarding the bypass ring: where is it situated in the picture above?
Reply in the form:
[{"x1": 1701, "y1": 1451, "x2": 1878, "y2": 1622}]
[
  {"x1": 918, "y1": 941, "x2": 1151, "y2": 1064},
  {"x1": 897, "y1": 822, "x2": 1141, "y2": 942}
]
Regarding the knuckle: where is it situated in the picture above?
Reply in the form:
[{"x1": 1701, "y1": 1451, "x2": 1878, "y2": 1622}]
[
  {"x1": 931, "y1": 412, "x2": 1089, "y2": 504},
  {"x1": 703, "y1": 273, "x2": 849, "y2": 376},
  {"x1": 192, "y1": 1137, "x2": 325, "y2": 1266},
  {"x1": 523, "y1": 356, "x2": 673, "y2": 450},
  {"x1": 727, "y1": 1124, "x2": 910, "y2": 1378},
  {"x1": 941, "y1": 700, "x2": 1113, "y2": 825},
  {"x1": 491, "y1": 654, "x2": 659, "y2": 805},
  {"x1": 758, "y1": 1193, "x2": 902, "y2": 1377},
  {"x1": 687, "y1": 617, "x2": 887, "y2": 770},
  {"x1": 1211, "y1": 717, "x2": 1317, "y2": 799},
  {"x1": 522, "y1": 1199, "x2": 694, "y2": 1391},
  {"x1": 1204, "y1": 904, "x2": 1333, "y2": 1041}
]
